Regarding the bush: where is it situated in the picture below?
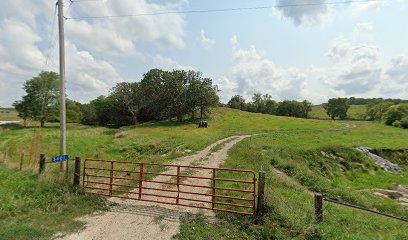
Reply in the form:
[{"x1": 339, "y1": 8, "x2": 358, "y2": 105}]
[
  {"x1": 392, "y1": 120, "x2": 401, "y2": 128},
  {"x1": 400, "y1": 117, "x2": 408, "y2": 129},
  {"x1": 383, "y1": 104, "x2": 408, "y2": 125}
]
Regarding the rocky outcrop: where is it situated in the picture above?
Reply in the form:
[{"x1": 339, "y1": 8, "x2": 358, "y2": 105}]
[{"x1": 357, "y1": 147, "x2": 403, "y2": 174}]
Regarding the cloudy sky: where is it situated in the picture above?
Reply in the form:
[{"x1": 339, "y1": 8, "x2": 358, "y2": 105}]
[{"x1": 1, "y1": 0, "x2": 408, "y2": 107}]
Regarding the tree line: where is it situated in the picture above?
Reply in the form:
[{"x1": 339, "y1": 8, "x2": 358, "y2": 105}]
[
  {"x1": 13, "y1": 70, "x2": 219, "y2": 127},
  {"x1": 227, "y1": 94, "x2": 312, "y2": 118}
]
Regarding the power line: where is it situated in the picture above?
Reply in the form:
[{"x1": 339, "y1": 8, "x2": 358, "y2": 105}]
[
  {"x1": 42, "y1": 3, "x2": 58, "y2": 70},
  {"x1": 66, "y1": 0, "x2": 384, "y2": 20}
]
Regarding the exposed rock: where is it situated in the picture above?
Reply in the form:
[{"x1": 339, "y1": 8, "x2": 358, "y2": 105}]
[
  {"x1": 357, "y1": 147, "x2": 403, "y2": 174},
  {"x1": 373, "y1": 185, "x2": 408, "y2": 207}
]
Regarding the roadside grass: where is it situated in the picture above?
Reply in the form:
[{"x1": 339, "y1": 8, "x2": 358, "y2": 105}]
[
  {"x1": 310, "y1": 105, "x2": 367, "y2": 120},
  {"x1": 0, "y1": 167, "x2": 105, "y2": 240},
  {"x1": 0, "y1": 108, "x2": 20, "y2": 121}
]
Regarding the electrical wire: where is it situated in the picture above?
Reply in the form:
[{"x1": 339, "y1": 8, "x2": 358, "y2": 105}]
[
  {"x1": 42, "y1": 3, "x2": 58, "y2": 70},
  {"x1": 66, "y1": 0, "x2": 384, "y2": 20}
]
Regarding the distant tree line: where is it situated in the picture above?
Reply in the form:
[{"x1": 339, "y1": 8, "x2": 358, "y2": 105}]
[
  {"x1": 347, "y1": 97, "x2": 408, "y2": 105},
  {"x1": 13, "y1": 69, "x2": 219, "y2": 127},
  {"x1": 227, "y1": 94, "x2": 312, "y2": 118}
]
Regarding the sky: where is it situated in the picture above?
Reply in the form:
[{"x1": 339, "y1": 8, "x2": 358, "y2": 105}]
[{"x1": 0, "y1": 0, "x2": 408, "y2": 107}]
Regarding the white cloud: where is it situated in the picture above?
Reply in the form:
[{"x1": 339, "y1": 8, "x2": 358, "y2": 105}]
[
  {"x1": 353, "y1": 22, "x2": 374, "y2": 35},
  {"x1": 217, "y1": 38, "x2": 307, "y2": 102},
  {"x1": 153, "y1": 54, "x2": 195, "y2": 71},
  {"x1": 219, "y1": 36, "x2": 408, "y2": 104},
  {"x1": 325, "y1": 38, "x2": 382, "y2": 95},
  {"x1": 65, "y1": 43, "x2": 125, "y2": 102},
  {"x1": 65, "y1": 20, "x2": 138, "y2": 56},
  {"x1": 351, "y1": 1, "x2": 387, "y2": 15},
  {"x1": 67, "y1": 0, "x2": 187, "y2": 55},
  {"x1": 200, "y1": 29, "x2": 216, "y2": 50},
  {"x1": 273, "y1": 0, "x2": 332, "y2": 26},
  {"x1": 0, "y1": 19, "x2": 46, "y2": 107},
  {"x1": 386, "y1": 56, "x2": 408, "y2": 84}
]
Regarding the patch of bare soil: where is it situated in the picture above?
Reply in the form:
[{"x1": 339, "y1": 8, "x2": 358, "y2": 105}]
[
  {"x1": 58, "y1": 135, "x2": 251, "y2": 240},
  {"x1": 373, "y1": 184, "x2": 408, "y2": 208}
]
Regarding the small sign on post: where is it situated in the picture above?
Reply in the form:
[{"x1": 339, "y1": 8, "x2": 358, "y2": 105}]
[{"x1": 51, "y1": 155, "x2": 69, "y2": 163}]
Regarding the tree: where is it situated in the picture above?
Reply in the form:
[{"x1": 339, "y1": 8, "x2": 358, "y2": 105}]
[
  {"x1": 13, "y1": 71, "x2": 59, "y2": 127},
  {"x1": 383, "y1": 104, "x2": 408, "y2": 126},
  {"x1": 275, "y1": 100, "x2": 312, "y2": 118},
  {"x1": 227, "y1": 95, "x2": 246, "y2": 110},
  {"x1": 48, "y1": 99, "x2": 83, "y2": 123},
  {"x1": 366, "y1": 102, "x2": 393, "y2": 121},
  {"x1": 111, "y1": 82, "x2": 141, "y2": 125},
  {"x1": 196, "y1": 78, "x2": 219, "y2": 119},
  {"x1": 323, "y1": 98, "x2": 350, "y2": 120},
  {"x1": 13, "y1": 100, "x2": 30, "y2": 126}
]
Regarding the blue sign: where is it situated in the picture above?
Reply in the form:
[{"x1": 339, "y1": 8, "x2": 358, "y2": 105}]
[{"x1": 51, "y1": 155, "x2": 70, "y2": 163}]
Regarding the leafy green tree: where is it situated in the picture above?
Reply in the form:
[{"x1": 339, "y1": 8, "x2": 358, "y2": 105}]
[
  {"x1": 323, "y1": 98, "x2": 350, "y2": 120},
  {"x1": 300, "y1": 100, "x2": 312, "y2": 118},
  {"x1": 366, "y1": 102, "x2": 394, "y2": 121},
  {"x1": 276, "y1": 100, "x2": 311, "y2": 118},
  {"x1": 227, "y1": 95, "x2": 246, "y2": 110},
  {"x1": 13, "y1": 71, "x2": 59, "y2": 127},
  {"x1": 196, "y1": 78, "x2": 219, "y2": 119},
  {"x1": 111, "y1": 82, "x2": 141, "y2": 124},
  {"x1": 383, "y1": 104, "x2": 408, "y2": 126},
  {"x1": 13, "y1": 100, "x2": 30, "y2": 126},
  {"x1": 48, "y1": 99, "x2": 83, "y2": 123}
]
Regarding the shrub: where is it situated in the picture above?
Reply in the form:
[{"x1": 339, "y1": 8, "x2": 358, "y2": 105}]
[
  {"x1": 400, "y1": 117, "x2": 408, "y2": 129},
  {"x1": 392, "y1": 120, "x2": 401, "y2": 128},
  {"x1": 383, "y1": 104, "x2": 408, "y2": 125}
]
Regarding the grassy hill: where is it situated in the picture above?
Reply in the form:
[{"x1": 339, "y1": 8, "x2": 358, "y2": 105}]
[
  {"x1": 1, "y1": 107, "x2": 407, "y2": 239},
  {"x1": 310, "y1": 105, "x2": 367, "y2": 120}
]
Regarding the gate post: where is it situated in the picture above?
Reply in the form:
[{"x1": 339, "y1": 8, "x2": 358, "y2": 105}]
[
  {"x1": 176, "y1": 166, "x2": 180, "y2": 204},
  {"x1": 39, "y1": 153, "x2": 46, "y2": 175},
  {"x1": 73, "y1": 157, "x2": 81, "y2": 187},
  {"x1": 138, "y1": 163, "x2": 144, "y2": 200},
  {"x1": 109, "y1": 161, "x2": 114, "y2": 196},
  {"x1": 212, "y1": 169, "x2": 216, "y2": 209},
  {"x1": 315, "y1": 193, "x2": 323, "y2": 223},
  {"x1": 256, "y1": 167, "x2": 266, "y2": 216}
]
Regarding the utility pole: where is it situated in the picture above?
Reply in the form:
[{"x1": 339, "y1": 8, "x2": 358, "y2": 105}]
[{"x1": 57, "y1": 0, "x2": 68, "y2": 184}]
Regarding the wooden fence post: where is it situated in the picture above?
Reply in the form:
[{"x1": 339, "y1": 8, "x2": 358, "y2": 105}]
[
  {"x1": 315, "y1": 193, "x2": 323, "y2": 223},
  {"x1": 256, "y1": 167, "x2": 266, "y2": 216},
  {"x1": 39, "y1": 153, "x2": 46, "y2": 175},
  {"x1": 19, "y1": 152, "x2": 24, "y2": 171},
  {"x1": 73, "y1": 157, "x2": 81, "y2": 187}
]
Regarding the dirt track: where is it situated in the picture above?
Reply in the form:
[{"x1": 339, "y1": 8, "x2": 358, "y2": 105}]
[{"x1": 59, "y1": 135, "x2": 251, "y2": 240}]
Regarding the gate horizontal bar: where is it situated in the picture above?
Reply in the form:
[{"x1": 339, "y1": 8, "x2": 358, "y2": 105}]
[{"x1": 87, "y1": 192, "x2": 254, "y2": 215}]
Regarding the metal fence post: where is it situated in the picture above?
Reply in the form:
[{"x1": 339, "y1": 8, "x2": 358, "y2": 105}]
[
  {"x1": 176, "y1": 166, "x2": 180, "y2": 204},
  {"x1": 73, "y1": 157, "x2": 81, "y2": 187},
  {"x1": 138, "y1": 163, "x2": 144, "y2": 200},
  {"x1": 315, "y1": 193, "x2": 323, "y2": 223},
  {"x1": 212, "y1": 169, "x2": 216, "y2": 209},
  {"x1": 256, "y1": 167, "x2": 266, "y2": 215},
  {"x1": 109, "y1": 161, "x2": 114, "y2": 196},
  {"x1": 39, "y1": 153, "x2": 46, "y2": 175}
]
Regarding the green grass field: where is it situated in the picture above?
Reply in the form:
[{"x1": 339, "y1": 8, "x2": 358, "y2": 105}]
[
  {"x1": 0, "y1": 108, "x2": 20, "y2": 121},
  {"x1": 1, "y1": 107, "x2": 407, "y2": 239},
  {"x1": 310, "y1": 105, "x2": 367, "y2": 120}
]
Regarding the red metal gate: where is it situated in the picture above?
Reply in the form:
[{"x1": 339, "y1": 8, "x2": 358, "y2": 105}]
[{"x1": 83, "y1": 159, "x2": 257, "y2": 215}]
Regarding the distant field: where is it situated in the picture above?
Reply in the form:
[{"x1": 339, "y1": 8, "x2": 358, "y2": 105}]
[
  {"x1": 0, "y1": 108, "x2": 20, "y2": 121},
  {"x1": 310, "y1": 104, "x2": 367, "y2": 120}
]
